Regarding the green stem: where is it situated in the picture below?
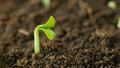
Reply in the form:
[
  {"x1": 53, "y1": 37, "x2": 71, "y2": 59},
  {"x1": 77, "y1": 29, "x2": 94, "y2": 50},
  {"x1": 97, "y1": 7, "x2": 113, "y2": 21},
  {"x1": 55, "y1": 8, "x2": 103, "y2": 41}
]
[
  {"x1": 42, "y1": 0, "x2": 51, "y2": 8},
  {"x1": 34, "y1": 27, "x2": 40, "y2": 56}
]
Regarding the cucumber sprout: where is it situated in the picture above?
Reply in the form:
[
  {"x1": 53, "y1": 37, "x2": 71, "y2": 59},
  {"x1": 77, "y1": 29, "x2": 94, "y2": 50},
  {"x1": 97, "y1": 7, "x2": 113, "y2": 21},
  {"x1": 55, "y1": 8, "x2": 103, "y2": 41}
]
[{"x1": 34, "y1": 16, "x2": 56, "y2": 56}]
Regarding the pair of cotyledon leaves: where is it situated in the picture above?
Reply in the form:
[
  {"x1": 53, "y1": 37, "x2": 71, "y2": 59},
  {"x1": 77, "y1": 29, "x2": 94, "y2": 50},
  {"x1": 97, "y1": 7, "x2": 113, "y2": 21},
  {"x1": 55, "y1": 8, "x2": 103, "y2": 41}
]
[{"x1": 37, "y1": 16, "x2": 56, "y2": 40}]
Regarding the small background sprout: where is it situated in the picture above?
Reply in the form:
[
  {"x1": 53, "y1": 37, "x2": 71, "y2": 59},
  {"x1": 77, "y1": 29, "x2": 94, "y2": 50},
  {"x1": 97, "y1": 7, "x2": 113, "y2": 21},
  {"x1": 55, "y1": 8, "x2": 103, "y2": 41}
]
[
  {"x1": 42, "y1": 0, "x2": 51, "y2": 8},
  {"x1": 107, "y1": 1, "x2": 117, "y2": 10},
  {"x1": 34, "y1": 16, "x2": 56, "y2": 56},
  {"x1": 117, "y1": 17, "x2": 120, "y2": 28}
]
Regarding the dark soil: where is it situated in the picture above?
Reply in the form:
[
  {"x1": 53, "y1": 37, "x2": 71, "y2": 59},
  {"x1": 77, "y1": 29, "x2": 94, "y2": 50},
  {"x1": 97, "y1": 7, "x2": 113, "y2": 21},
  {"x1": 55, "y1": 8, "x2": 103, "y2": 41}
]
[{"x1": 0, "y1": 0, "x2": 120, "y2": 68}]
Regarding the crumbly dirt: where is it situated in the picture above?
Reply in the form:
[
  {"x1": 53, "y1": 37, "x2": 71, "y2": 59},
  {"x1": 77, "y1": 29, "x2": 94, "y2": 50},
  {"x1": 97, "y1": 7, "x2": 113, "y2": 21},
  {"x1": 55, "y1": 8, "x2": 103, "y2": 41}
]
[{"x1": 0, "y1": 0, "x2": 120, "y2": 68}]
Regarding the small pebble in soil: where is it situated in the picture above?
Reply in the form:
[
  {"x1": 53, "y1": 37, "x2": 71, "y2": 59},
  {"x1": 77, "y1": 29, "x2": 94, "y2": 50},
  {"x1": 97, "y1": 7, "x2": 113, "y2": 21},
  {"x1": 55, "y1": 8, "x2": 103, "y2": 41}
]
[
  {"x1": 17, "y1": 60, "x2": 22, "y2": 66},
  {"x1": 18, "y1": 29, "x2": 30, "y2": 36}
]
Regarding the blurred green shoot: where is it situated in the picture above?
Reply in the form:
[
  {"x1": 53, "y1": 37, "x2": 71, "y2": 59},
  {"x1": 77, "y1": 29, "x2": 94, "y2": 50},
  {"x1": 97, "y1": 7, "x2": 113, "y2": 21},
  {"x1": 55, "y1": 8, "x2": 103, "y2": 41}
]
[
  {"x1": 107, "y1": 1, "x2": 117, "y2": 10},
  {"x1": 117, "y1": 17, "x2": 120, "y2": 28},
  {"x1": 42, "y1": 0, "x2": 51, "y2": 8}
]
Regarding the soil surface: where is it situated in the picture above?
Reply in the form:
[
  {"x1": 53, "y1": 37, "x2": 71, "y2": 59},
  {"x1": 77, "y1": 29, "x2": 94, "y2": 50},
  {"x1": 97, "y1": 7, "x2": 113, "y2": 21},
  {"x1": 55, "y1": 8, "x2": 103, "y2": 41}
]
[{"x1": 0, "y1": 0, "x2": 120, "y2": 68}]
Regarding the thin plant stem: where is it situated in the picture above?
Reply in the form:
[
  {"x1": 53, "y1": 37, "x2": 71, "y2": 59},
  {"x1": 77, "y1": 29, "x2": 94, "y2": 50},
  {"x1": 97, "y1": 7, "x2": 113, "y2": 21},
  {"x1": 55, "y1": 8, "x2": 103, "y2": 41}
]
[{"x1": 34, "y1": 27, "x2": 40, "y2": 56}]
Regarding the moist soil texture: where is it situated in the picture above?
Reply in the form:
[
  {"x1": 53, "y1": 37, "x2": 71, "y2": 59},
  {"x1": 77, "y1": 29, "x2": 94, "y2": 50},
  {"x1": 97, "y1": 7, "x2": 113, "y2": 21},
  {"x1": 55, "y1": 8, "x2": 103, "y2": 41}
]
[{"x1": 0, "y1": 0, "x2": 120, "y2": 68}]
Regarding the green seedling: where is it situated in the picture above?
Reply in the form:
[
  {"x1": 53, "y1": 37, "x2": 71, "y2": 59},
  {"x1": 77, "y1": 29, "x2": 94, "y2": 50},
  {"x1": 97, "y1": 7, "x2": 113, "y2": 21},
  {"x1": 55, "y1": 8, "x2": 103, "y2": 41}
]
[
  {"x1": 107, "y1": 1, "x2": 117, "y2": 10},
  {"x1": 42, "y1": 0, "x2": 51, "y2": 8},
  {"x1": 34, "y1": 16, "x2": 56, "y2": 56},
  {"x1": 107, "y1": 1, "x2": 120, "y2": 29},
  {"x1": 117, "y1": 17, "x2": 120, "y2": 28}
]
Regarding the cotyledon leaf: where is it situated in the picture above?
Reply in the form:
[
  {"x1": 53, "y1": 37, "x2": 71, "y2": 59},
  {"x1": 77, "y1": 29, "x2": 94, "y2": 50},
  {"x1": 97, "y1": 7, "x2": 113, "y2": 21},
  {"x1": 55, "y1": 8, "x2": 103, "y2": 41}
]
[
  {"x1": 40, "y1": 28, "x2": 56, "y2": 40},
  {"x1": 43, "y1": 16, "x2": 55, "y2": 28}
]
